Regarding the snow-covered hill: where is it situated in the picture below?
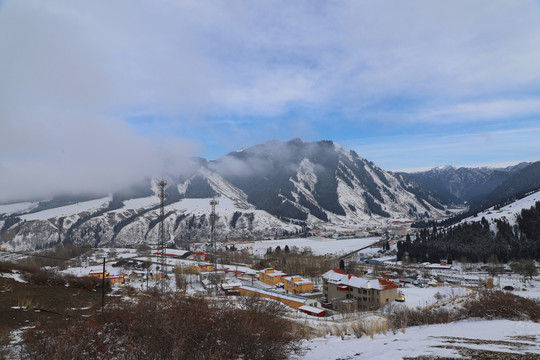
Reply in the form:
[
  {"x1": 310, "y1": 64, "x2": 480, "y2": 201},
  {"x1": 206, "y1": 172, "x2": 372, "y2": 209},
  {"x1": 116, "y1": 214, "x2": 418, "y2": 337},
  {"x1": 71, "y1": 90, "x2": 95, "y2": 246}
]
[
  {"x1": 0, "y1": 139, "x2": 448, "y2": 250},
  {"x1": 398, "y1": 162, "x2": 529, "y2": 205},
  {"x1": 461, "y1": 189, "x2": 540, "y2": 231}
]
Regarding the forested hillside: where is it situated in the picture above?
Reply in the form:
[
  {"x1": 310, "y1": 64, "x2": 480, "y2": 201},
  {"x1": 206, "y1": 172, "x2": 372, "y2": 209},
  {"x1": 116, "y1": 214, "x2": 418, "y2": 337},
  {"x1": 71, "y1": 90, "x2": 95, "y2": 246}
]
[{"x1": 398, "y1": 201, "x2": 540, "y2": 263}]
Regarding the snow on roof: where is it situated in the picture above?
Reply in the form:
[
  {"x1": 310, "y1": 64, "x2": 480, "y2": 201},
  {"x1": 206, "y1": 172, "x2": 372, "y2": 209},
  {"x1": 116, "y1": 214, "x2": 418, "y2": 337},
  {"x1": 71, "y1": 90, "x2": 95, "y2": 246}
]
[
  {"x1": 162, "y1": 249, "x2": 190, "y2": 256},
  {"x1": 322, "y1": 269, "x2": 397, "y2": 290},
  {"x1": 200, "y1": 270, "x2": 226, "y2": 275},
  {"x1": 261, "y1": 268, "x2": 287, "y2": 277},
  {"x1": 240, "y1": 285, "x2": 308, "y2": 304},
  {"x1": 221, "y1": 281, "x2": 242, "y2": 290},
  {"x1": 299, "y1": 305, "x2": 325, "y2": 314},
  {"x1": 284, "y1": 275, "x2": 312, "y2": 284},
  {"x1": 425, "y1": 264, "x2": 453, "y2": 269}
]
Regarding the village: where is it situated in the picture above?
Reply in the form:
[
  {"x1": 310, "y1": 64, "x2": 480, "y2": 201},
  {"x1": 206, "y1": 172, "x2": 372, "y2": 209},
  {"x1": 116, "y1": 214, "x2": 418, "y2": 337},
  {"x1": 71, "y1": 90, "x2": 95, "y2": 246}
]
[
  {"x1": 46, "y1": 235, "x2": 539, "y2": 321},
  {"x1": 2, "y1": 233, "x2": 540, "y2": 359}
]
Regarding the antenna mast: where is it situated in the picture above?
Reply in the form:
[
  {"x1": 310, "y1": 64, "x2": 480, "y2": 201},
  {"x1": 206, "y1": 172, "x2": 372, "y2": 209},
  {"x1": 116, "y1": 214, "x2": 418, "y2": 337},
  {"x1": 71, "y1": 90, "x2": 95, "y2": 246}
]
[
  {"x1": 158, "y1": 179, "x2": 167, "y2": 293},
  {"x1": 210, "y1": 197, "x2": 219, "y2": 291}
]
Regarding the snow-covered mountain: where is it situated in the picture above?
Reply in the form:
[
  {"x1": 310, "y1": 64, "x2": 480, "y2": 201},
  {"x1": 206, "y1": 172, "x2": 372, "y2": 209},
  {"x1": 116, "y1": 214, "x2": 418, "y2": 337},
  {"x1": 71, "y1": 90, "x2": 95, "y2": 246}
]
[
  {"x1": 0, "y1": 139, "x2": 446, "y2": 250},
  {"x1": 209, "y1": 138, "x2": 444, "y2": 223},
  {"x1": 397, "y1": 162, "x2": 530, "y2": 205}
]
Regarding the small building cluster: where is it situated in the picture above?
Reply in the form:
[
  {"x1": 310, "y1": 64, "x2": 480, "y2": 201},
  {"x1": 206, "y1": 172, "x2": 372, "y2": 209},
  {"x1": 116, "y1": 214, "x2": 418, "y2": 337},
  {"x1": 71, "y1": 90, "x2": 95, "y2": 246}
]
[
  {"x1": 259, "y1": 268, "x2": 287, "y2": 286},
  {"x1": 322, "y1": 269, "x2": 398, "y2": 311},
  {"x1": 259, "y1": 268, "x2": 314, "y2": 294}
]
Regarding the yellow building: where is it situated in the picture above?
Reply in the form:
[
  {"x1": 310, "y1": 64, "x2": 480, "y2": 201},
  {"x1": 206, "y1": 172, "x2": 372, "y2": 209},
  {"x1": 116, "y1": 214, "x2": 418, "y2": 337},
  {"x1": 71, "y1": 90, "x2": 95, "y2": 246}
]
[
  {"x1": 283, "y1": 275, "x2": 314, "y2": 294},
  {"x1": 259, "y1": 268, "x2": 287, "y2": 286},
  {"x1": 88, "y1": 271, "x2": 129, "y2": 284},
  {"x1": 182, "y1": 264, "x2": 215, "y2": 274},
  {"x1": 88, "y1": 270, "x2": 109, "y2": 278},
  {"x1": 108, "y1": 275, "x2": 130, "y2": 284}
]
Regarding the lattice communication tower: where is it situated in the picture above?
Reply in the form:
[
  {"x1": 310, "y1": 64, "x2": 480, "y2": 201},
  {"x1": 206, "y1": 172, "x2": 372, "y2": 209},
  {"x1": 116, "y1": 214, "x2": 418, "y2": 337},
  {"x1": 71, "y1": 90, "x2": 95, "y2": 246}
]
[{"x1": 158, "y1": 179, "x2": 167, "y2": 293}]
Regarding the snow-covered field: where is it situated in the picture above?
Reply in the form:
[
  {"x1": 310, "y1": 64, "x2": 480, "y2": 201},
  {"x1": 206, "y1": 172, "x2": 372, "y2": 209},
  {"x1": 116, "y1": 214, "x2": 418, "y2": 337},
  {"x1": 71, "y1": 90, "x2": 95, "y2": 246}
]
[
  {"x1": 232, "y1": 236, "x2": 381, "y2": 256},
  {"x1": 399, "y1": 285, "x2": 471, "y2": 308},
  {"x1": 296, "y1": 319, "x2": 540, "y2": 359}
]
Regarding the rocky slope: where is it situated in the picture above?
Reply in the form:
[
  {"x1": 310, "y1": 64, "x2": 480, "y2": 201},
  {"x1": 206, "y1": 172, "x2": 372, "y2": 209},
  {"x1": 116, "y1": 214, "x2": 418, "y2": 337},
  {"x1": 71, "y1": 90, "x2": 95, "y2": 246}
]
[{"x1": 0, "y1": 139, "x2": 446, "y2": 250}]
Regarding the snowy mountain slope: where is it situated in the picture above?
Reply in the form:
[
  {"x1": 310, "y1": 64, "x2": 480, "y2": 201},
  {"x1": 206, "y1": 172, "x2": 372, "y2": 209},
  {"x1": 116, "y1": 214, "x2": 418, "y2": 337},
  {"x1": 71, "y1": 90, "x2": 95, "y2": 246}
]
[
  {"x1": 398, "y1": 163, "x2": 528, "y2": 205},
  {"x1": 460, "y1": 189, "x2": 540, "y2": 231},
  {"x1": 19, "y1": 197, "x2": 112, "y2": 221},
  {"x1": 474, "y1": 160, "x2": 540, "y2": 209},
  {"x1": 213, "y1": 139, "x2": 445, "y2": 224},
  {"x1": 0, "y1": 138, "x2": 449, "y2": 250},
  {"x1": 0, "y1": 202, "x2": 38, "y2": 217}
]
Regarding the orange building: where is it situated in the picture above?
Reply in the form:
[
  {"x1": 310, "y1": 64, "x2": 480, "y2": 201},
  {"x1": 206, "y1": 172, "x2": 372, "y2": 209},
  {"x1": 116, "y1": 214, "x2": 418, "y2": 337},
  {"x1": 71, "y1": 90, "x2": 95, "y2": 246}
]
[
  {"x1": 88, "y1": 271, "x2": 129, "y2": 284},
  {"x1": 259, "y1": 268, "x2": 287, "y2": 286},
  {"x1": 89, "y1": 270, "x2": 109, "y2": 278},
  {"x1": 283, "y1": 275, "x2": 314, "y2": 294}
]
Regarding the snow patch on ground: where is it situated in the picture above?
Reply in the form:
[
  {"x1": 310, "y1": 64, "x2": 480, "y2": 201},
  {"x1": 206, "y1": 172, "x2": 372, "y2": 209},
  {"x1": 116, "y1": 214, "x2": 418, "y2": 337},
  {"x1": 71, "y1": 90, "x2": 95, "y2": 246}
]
[
  {"x1": 296, "y1": 319, "x2": 540, "y2": 359},
  {"x1": 234, "y1": 237, "x2": 380, "y2": 256}
]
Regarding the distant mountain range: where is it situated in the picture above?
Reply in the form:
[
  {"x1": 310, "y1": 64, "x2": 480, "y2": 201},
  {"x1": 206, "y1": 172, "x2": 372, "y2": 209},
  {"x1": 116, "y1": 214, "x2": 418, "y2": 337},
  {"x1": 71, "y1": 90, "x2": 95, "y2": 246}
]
[
  {"x1": 397, "y1": 161, "x2": 540, "y2": 209},
  {"x1": 1, "y1": 138, "x2": 539, "y2": 250}
]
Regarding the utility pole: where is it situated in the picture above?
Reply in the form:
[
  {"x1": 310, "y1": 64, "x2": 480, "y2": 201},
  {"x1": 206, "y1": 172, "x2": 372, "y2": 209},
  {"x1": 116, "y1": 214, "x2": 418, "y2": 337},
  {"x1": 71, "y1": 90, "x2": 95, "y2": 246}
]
[
  {"x1": 210, "y1": 197, "x2": 219, "y2": 293},
  {"x1": 158, "y1": 179, "x2": 167, "y2": 293},
  {"x1": 101, "y1": 257, "x2": 106, "y2": 312}
]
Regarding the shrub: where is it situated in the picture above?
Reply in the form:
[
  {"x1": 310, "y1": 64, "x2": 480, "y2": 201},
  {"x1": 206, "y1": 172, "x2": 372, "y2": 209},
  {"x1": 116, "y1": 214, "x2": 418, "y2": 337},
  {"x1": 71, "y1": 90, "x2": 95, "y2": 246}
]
[
  {"x1": 350, "y1": 321, "x2": 365, "y2": 338},
  {"x1": 22, "y1": 295, "x2": 302, "y2": 360},
  {"x1": 21, "y1": 269, "x2": 110, "y2": 291},
  {"x1": 386, "y1": 305, "x2": 464, "y2": 334},
  {"x1": 464, "y1": 291, "x2": 540, "y2": 322},
  {"x1": 0, "y1": 261, "x2": 39, "y2": 274}
]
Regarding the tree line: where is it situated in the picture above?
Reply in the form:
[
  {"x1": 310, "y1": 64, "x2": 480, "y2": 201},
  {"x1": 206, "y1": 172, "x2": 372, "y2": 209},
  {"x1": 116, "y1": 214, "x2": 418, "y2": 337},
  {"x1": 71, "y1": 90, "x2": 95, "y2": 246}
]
[{"x1": 398, "y1": 201, "x2": 540, "y2": 263}]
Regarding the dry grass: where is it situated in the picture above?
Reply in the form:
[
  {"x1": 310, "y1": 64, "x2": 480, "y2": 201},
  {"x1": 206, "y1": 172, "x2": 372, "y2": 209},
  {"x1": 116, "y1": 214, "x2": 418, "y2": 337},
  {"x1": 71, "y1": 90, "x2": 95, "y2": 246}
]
[
  {"x1": 0, "y1": 277, "x2": 102, "y2": 333},
  {"x1": 464, "y1": 291, "x2": 540, "y2": 322},
  {"x1": 22, "y1": 295, "x2": 303, "y2": 360},
  {"x1": 314, "y1": 317, "x2": 389, "y2": 340}
]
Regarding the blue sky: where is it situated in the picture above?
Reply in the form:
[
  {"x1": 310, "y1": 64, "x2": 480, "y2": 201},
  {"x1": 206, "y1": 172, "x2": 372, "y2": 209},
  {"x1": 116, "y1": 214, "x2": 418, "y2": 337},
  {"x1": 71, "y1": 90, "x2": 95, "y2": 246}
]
[{"x1": 1, "y1": 1, "x2": 540, "y2": 201}]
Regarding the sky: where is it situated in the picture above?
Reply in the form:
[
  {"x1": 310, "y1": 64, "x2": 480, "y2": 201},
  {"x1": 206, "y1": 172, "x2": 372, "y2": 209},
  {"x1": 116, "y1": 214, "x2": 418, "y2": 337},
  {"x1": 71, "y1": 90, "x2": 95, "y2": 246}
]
[{"x1": 1, "y1": 0, "x2": 540, "y2": 203}]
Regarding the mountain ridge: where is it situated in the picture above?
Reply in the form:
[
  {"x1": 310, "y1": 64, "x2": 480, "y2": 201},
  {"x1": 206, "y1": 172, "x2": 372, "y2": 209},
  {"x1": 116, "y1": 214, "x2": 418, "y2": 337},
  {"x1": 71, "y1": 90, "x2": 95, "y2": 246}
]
[
  {"x1": 1, "y1": 139, "x2": 538, "y2": 251},
  {"x1": 0, "y1": 139, "x2": 443, "y2": 250}
]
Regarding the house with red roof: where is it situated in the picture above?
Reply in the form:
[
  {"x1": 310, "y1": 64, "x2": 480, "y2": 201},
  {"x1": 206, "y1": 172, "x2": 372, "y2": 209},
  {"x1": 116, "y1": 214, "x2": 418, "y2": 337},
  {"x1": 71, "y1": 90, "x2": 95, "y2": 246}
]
[{"x1": 322, "y1": 269, "x2": 398, "y2": 310}]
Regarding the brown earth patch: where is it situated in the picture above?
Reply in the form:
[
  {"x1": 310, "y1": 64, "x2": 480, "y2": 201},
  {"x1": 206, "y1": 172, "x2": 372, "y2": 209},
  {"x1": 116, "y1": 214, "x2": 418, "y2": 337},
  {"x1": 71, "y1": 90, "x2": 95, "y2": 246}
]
[{"x1": 0, "y1": 276, "x2": 102, "y2": 332}]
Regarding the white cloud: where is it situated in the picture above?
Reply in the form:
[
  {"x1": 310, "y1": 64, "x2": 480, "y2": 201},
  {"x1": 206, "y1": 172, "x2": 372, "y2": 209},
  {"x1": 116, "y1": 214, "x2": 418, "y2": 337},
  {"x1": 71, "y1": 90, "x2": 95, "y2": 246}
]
[
  {"x1": 2, "y1": 0, "x2": 540, "y2": 201},
  {"x1": 346, "y1": 126, "x2": 540, "y2": 171},
  {"x1": 420, "y1": 98, "x2": 540, "y2": 122}
]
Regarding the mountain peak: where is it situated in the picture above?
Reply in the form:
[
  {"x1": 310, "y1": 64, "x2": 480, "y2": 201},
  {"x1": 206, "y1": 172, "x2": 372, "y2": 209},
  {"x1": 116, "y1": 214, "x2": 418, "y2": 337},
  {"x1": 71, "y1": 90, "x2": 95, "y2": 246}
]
[
  {"x1": 288, "y1": 137, "x2": 304, "y2": 144},
  {"x1": 434, "y1": 165, "x2": 456, "y2": 172}
]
